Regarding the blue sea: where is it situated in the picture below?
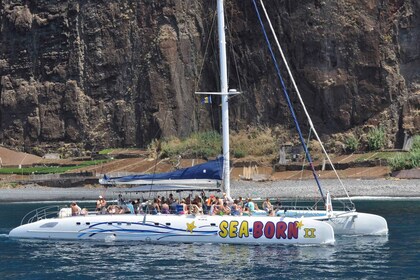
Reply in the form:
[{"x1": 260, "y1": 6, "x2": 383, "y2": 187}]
[{"x1": 0, "y1": 200, "x2": 419, "y2": 279}]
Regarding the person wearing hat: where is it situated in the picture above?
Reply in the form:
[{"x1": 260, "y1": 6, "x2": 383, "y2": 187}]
[{"x1": 96, "y1": 195, "x2": 107, "y2": 214}]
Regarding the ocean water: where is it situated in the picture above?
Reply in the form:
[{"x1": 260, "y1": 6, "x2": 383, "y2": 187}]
[{"x1": 0, "y1": 200, "x2": 419, "y2": 279}]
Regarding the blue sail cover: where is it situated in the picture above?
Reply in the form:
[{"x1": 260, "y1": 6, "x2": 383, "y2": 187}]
[{"x1": 100, "y1": 157, "x2": 224, "y2": 185}]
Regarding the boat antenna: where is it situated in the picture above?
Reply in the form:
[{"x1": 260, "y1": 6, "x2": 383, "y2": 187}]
[
  {"x1": 252, "y1": 0, "x2": 326, "y2": 202},
  {"x1": 257, "y1": 0, "x2": 353, "y2": 204}
]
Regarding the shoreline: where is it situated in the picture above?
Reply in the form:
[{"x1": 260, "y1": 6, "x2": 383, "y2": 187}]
[{"x1": 0, "y1": 178, "x2": 419, "y2": 203}]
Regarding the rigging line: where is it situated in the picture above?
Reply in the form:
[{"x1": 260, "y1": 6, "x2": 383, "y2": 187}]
[
  {"x1": 194, "y1": 9, "x2": 217, "y2": 93},
  {"x1": 147, "y1": 110, "x2": 170, "y2": 199},
  {"x1": 303, "y1": 128, "x2": 320, "y2": 204},
  {"x1": 252, "y1": 0, "x2": 326, "y2": 203},
  {"x1": 225, "y1": 6, "x2": 243, "y2": 95},
  {"x1": 258, "y1": 0, "x2": 352, "y2": 204}
]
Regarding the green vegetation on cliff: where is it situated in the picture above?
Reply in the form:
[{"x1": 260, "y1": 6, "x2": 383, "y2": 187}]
[
  {"x1": 389, "y1": 135, "x2": 420, "y2": 171},
  {"x1": 148, "y1": 128, "x2": 278, "y2": 160}
]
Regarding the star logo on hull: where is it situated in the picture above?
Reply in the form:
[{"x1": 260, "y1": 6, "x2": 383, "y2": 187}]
[
  {"x1": 296, "y1": 220, "x2": 304, "y2": 229},
  {"x1": 186, "y1": 221, "x2": 197, "y2": 233}
]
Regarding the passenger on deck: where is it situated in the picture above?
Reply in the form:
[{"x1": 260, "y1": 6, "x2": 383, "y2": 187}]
[
  {"x1": 236, "y1": 197, "x2": 243, "y2": 209},
  {"x1": 175, "y1": 199, "x2": 187, "y2": 214},
  {"x1": 223, "y1": 192, "x2": 234, "y2": 206},
  {"x1": 274, "y1": 198, "x2": 282, "y2": 210},
  {"x1": 117, "y1": 194, "x2": 125, "y2": 206},
  {"x1": 242, "y1": 198, "x2": 255, "y2": 216},
  {"x1": 262, "y1": 198, "x2": 273, "y2": 212},
  {"x1": 206, "y1": 195, "x2": 215, "y2": 208},
  {"x1": 161, "y1": 201, "x2": 170, "y2": 214},
  {"x1": 180, "y1": 199, "x2": 188, "y2": 214},
  {"x1": 185, "y1": 195, "x2": 191, "y2": 205},
  {"x1": 191, "y1": 202, "x2": 203, "y2": 215},
  {"x1": 107, "y1": 205, "x2": 121, "y2": 214},
  {"x1": 70, "y1": 202, "x2": 81, "y2": 216},
  {"x1": 133, "y1": 199, "x2": 140, "y2": 214},
  {"x1": 231, "y1": 200, "x2": 242, "y2": 216},
  {"x1": 151, "y1": 198, "x2": 160, "y2": 214},
  {"x1": 170, "y1": 199, "x2": 178, "y2": 213},
  {"x1": 96, "y1": 196, "x2": 107, "y2": 214},
  {"x1": 168, "y1": 193, "x2": 174, "y2": 204},
  {"x1": 125, "y1": 201, "x2": 135, "y2": 214},
  {"x1": 214, "y1": 202, "x2": 231, "y2": 215}
]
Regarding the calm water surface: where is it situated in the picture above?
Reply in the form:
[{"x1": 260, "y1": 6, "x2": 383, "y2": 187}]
[{"x1": 0, "y1": 200, "x2": 419, "y2": 279}]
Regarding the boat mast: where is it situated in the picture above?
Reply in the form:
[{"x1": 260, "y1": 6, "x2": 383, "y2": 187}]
[{"x1": 217, "y1": 0, "x2": 231, "y2": 197}]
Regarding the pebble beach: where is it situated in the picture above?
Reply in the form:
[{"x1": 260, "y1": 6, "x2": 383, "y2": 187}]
[{"x1": 1, "y1": 178, "x2": 419, "y2": 202}]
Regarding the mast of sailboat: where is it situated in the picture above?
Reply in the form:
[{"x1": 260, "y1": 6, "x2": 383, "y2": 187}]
[
  {"x1": 196, "y1": 1, "x2": 239, "y2": 196},
  {"x1": 217, "y1": 0, "x2": 231, "y2": 197}
]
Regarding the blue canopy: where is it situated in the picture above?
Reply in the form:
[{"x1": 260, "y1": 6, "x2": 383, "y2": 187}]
[{"x1": 99, "y1": 157, "x2": 224, "y2": 185}]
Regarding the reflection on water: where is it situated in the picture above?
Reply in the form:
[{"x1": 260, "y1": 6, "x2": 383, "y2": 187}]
[{"x1": 0, "y1": 200, "x2": 419, "y2": 279}]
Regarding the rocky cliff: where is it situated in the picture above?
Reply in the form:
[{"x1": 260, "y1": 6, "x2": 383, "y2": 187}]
[{"x1": 0, "y1": 0, "x2": 419, "y2": 155}]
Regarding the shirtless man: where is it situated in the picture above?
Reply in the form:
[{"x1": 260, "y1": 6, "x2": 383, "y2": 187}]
[{"x1": 70, "y1": 202, "x2": 81, "y2": 216}]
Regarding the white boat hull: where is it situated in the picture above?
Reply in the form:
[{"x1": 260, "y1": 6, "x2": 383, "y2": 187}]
[
  {"x1": 9, "y1": 214, "x2": 335, "y2": 245},
  {"x1": 279, "y1": 210, "x2": 388, "y2": 235}
]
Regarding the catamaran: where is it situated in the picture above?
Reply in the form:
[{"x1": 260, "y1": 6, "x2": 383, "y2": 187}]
[{"x1": 9, "y1": 0, "x2": 336, "y2": 245}]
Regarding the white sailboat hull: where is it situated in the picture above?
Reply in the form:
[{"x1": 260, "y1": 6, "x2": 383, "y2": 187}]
[
  {"x1": 279, "y1": 210, "x2": 388, "y2": 235},
  {"x1": 9, "y1": 213, "x2": 335, "y2": 245}
]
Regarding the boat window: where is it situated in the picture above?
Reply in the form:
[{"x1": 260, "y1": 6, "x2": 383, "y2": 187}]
[
  {"x1": 86, "y1": 222, "x2": 90, "y2": 225},
  {"x1": 126, "y1": 223, "x2": 131, "y2": 226},
  {"x1": 117, "y1": 223, "x2": 122, "y2": 225},
  {"x1": 210, "y1": 223, "x2": 216, "y2": 226},
  {"x1": 76, "y1": 222, "x2": 81, "y2": 225},
  {"x1": 154, "y1": 223, "x2": 159, "y2": 226},
  {"x1": 165, "y1": 223, "x2": 171, "y2": 226},
  {"x1": 40, "y1": 222, "x2": 58, "y2": 228},
  {"x1": 108, "y1": 222, "x2": 112, "y2": 225}
]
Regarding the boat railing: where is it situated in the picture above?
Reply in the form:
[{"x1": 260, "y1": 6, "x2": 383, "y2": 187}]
[
  {"x1": 20, "y1": 205, "x2": 62, "y2": 225},
  {"x1": 278, "y1": 199, "x2": 355, "y2": 212}
]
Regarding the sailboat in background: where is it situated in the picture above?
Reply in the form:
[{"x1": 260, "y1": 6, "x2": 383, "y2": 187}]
[
  {"x1": 9, "y1": 0, "x2": 336, "y2": 245},
  {"x1": 252, "y1": 0, "x2": 388, "y2": 235}
]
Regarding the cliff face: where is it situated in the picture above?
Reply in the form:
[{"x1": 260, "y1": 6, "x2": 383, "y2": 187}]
[{"x1": 0, "y1": 0, "x2": 419, "y2": 154}]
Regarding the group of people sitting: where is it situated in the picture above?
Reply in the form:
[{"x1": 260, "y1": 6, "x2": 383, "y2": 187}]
[
  {"x1": 206, "y1": 195, "x2": 277, "y2": 216},
  {"x1": 70, "y1": 193, "x2": 281, "y2": 217}
]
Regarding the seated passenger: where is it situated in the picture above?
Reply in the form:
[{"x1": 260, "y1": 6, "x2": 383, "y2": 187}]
[
  {"x1": 262, "y1": 198, "x2": 273, "y2": 212},
  {"x1": 151, "y1": 198, "x2": 160, "y2": 215},
  {"x1": 96, "y1": 195, "x2": 107, "y2": 214},
  {"x1": 80, "y1": 208, "x2": 88, "y2": 215},
  {"x1": 161, "y1": 202, "x2": 170, "y2": 214},
  {"x1": 170, "y1": 199, "x2": 179, "y2": 214},
  {"x1": 231, "y1": 200, "x2": 242, "y2": 216},
  {"x1": 274, "y1": 198, "x2": 282, "y2": 209},
  {"x1": 70, "y1": 202, "x2": 81, "y2": 216},
  {"x1": 242, "y1": 198, "x2": 255, "y2": 216},
  {"x1": 108, "y1": 205, "x2": 123, "y2": 214},
  {"x1": 213, "y1": 202, "x2": 230, "y2": 215},
  {"x1": 190, "y1": 202, "x2": 203, "y2": 215}
]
